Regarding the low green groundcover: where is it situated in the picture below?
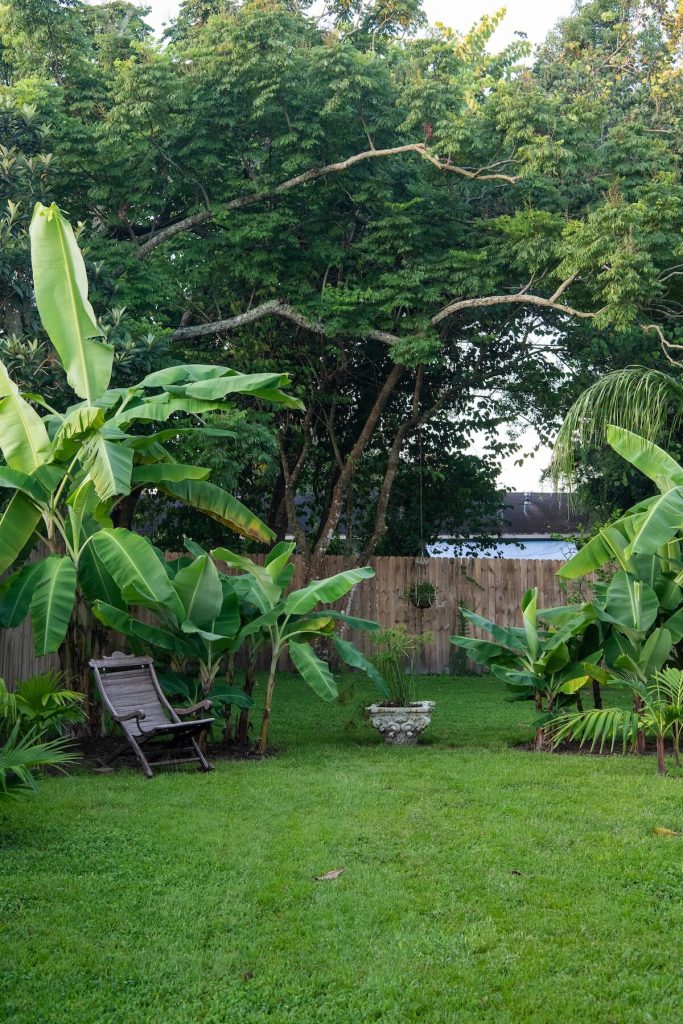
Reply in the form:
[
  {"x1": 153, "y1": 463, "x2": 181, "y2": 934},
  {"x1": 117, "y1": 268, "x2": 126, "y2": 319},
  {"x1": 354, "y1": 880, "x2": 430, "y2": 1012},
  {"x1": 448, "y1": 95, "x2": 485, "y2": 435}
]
[{"x1": 2, "y1": 675, "x2": 682, "y2": 1024}]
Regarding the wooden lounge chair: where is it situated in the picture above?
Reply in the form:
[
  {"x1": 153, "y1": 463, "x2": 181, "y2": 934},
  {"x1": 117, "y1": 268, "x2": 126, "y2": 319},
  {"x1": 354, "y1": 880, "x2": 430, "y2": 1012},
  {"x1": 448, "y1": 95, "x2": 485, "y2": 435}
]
[{"x1": 90, "y1": 653, "x2": 214, "y2": 778}]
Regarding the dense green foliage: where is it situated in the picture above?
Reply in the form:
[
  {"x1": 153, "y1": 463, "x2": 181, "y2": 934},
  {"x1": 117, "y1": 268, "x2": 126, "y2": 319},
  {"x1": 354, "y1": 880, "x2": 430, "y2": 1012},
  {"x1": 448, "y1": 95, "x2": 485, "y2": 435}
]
[
  {"x1": 1, "y1": 674, "x2": 681, "y2": 1022},
  {"x1": 0, "y1": 672, "x2": 81, "y2": 800},
  {"x1": 1, "y1": 0, "x2": 680, "y2": 552}
]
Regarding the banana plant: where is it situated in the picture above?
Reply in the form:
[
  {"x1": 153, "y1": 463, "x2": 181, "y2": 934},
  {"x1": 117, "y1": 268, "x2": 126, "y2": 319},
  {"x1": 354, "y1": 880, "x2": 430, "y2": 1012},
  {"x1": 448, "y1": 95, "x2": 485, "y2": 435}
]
[
  {"x1": 90, "y1": 532, "x2": 249, "y2": 707},
  {"x1": 550, "y1": 667, "x2": 683, "y2": 775},
  {"x1": 0, "y1": 203, "x2": 300, "y2": 719},
  {"x1": 557, "y1": 427, "x2": 683, "y2": 680},
  {"x1": 211, "y1": 542, "x2": 388, "y2": 752},
  {"x1": 450, "y1": 588, "x2": 603, "y2": 750},
  {"x1": 557, "y1": 427, "x2": 683, "y2": 590}
]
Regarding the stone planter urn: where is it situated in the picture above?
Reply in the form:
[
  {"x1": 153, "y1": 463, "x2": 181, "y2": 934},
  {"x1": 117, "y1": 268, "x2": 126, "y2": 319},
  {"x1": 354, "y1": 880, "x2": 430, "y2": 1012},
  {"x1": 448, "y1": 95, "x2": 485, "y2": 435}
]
[{"x1": 366, "y1": 701, "x2": 435, "y2": 745}]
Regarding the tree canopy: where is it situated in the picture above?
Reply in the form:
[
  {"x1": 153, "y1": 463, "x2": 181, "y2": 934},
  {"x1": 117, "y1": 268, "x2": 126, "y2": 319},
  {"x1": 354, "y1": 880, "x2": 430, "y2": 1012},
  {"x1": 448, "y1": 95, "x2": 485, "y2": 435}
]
[{"x1": 1, "y1": 0, "x2": 681, "y2": 559}]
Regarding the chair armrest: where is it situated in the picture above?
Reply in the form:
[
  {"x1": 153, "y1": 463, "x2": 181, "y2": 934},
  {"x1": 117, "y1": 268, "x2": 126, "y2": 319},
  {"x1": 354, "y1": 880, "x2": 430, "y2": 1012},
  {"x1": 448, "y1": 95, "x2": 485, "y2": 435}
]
[
  {"x1": 113, "y1": 709, "x2": 146, "y2": 724},
  {"x1": 175, "y1": 700, "x2": 213, "y2": 717}
]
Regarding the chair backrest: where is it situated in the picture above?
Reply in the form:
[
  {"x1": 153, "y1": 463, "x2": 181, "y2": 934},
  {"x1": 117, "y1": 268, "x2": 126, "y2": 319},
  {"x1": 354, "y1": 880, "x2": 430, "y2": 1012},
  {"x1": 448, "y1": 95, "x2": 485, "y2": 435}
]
[{"x1": 90, "y1": 655, "x2": 179, "y2": 735}]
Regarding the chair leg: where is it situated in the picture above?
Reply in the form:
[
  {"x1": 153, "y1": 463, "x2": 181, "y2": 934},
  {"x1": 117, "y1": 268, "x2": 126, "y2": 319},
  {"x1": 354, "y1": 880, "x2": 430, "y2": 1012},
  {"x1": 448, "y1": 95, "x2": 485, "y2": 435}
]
[
  {"x1": 126, "y1": 734, "x2": 154, "y2": 779},
  {"x1": 190, "y1": 735, "x2": 213, "y2": 772},
  {"x1": 96, "y1": 741, "x2": 129, "y2": 769}
]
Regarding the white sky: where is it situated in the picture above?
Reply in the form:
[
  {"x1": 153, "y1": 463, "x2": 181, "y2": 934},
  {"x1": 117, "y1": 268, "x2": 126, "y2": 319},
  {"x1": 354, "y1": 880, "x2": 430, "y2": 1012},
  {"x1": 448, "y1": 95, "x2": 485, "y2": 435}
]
[
  {"x1": 142, "y1": 0, "x2": 574, "y2": 46},
  {"x1": 136, "y1": 0, "x2": 574, "y2": 489}
]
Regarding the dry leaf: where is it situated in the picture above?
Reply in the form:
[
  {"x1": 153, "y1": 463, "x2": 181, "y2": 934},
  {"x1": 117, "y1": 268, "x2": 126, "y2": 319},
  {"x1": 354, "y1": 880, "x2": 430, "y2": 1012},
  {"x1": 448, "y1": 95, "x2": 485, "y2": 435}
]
[
  {"x1": 652, "y1": 827, "x2": 681, "y2": 836},
  {"x1": 315, "y1": 867, "x2": 345, "y2": 881}
]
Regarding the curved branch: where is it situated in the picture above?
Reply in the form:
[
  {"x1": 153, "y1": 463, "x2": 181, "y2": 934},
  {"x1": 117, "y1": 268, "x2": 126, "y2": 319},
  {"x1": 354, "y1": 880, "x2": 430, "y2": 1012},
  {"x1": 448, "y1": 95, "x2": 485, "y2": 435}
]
[
  {"x1": 431, "y1": 286, "x2": 599, "y2": 326},
  {"x1": 170, "y1": 300, "x2": 401, "y2": 345},
  {"x1": 137, "y1": 143, "x2": 518, "y2": 259}
]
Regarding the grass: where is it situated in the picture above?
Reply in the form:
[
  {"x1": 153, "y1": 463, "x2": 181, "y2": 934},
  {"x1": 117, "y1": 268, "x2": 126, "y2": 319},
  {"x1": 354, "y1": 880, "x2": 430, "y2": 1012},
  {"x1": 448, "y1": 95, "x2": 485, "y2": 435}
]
[{"x1": 2, "y1": 673, "x2": 683, "y2": 1024}]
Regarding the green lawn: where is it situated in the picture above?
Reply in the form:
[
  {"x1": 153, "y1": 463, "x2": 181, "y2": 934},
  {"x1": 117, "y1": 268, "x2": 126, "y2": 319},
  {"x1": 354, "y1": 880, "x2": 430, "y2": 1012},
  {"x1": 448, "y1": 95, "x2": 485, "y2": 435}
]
[{"x1": 2, "y1": 674, "x2": 683, "y2": 1024}]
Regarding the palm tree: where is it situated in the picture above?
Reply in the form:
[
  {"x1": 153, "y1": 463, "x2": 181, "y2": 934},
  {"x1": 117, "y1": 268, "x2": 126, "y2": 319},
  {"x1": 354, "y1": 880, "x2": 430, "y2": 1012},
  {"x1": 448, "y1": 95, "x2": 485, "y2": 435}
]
[{"x1": 551, "y1": 367, "x2": 683, "y2": 485}]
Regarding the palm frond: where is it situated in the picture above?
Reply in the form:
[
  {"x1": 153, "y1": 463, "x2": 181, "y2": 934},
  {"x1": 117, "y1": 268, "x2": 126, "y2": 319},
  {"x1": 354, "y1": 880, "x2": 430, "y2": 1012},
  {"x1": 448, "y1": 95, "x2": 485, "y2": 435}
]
[
  {"x1": 551, "y1": 369, "x2": 683, "y2": 487},
  {"x1": 550, "y1": 707, "x2": 639, "y2": 753},
  {"x1": 0, "y1": 725, "x2": 78, "y2": 803}
]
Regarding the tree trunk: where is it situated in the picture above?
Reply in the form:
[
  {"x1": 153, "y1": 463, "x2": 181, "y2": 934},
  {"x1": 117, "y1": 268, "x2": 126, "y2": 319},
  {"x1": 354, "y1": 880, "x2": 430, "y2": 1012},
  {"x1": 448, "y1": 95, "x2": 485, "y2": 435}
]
[
  {"x1": 222, "y1": 704, "x2": 233, "y2": 745},
  {"x1": 533, "y1": 689, "x2": 545, "y2": 752},
  {"x1": 235, "y1": 654, "x2": 257, "y2": 748},
  {"x1": 656, "y1": 735, "x2": 666, "y2": 776},
  {"x1": 592, "y1": 679, "x2": 602, "y2": 709},
  {"x1": 58, "y1": 595, "x2": 105, "y2": 739},
  {"x1": 257, "y1": 651, "x2": 279, "y2": 754},
  {"x1": 634, "y1": 693, "x2": 646, "y2": 754}
]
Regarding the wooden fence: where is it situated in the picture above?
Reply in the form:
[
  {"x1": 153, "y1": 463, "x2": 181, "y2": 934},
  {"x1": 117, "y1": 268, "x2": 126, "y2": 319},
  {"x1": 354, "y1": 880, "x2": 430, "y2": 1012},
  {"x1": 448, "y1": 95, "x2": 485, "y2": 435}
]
[{"x1": 0, "y1": 555, "x2": 568, "y2": 686}]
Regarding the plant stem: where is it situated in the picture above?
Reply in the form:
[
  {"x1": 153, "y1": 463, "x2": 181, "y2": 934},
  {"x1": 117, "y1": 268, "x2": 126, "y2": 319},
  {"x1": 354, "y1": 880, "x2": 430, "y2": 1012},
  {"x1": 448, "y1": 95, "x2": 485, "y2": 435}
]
[
  {"x1": 257, "y1": 649, "x2": 280, "y2": 754},
  {"x1": 656, "y1": 735, "x2": 667, "y2": 776}
]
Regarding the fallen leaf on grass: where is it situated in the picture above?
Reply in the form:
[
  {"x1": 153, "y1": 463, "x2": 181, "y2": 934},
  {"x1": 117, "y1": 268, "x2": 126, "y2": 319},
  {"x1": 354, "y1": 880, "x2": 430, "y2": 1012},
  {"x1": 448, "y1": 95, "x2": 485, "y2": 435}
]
[
  {"x1": 315, "y1": 868, "x2": 345, "y2": 881},
  {"x1": 652, "y1": 827, "x2": 681, "y2": 837}
]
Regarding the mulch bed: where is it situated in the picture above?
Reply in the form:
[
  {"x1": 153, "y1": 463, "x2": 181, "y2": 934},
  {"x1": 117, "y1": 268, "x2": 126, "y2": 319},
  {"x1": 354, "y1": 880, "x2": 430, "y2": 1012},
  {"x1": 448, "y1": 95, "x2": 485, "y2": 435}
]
[{"x1": 76, "y1": 736, "x2": 273, "y2": 773}]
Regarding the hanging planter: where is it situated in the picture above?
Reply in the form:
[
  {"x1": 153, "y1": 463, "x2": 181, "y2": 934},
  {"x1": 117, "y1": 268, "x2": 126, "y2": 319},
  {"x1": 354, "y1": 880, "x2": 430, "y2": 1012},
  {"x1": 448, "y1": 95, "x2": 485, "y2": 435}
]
[{"x1": 405, "y1": 579, "x2": 437, "y2": 609}]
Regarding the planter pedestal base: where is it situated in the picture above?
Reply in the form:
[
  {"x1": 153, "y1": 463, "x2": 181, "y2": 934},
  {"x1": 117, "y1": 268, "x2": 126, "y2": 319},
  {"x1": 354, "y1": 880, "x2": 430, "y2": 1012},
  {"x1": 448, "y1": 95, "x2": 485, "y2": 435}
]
[{"x1": 366, "y1": 701, "x2": 435, "y2": 745}]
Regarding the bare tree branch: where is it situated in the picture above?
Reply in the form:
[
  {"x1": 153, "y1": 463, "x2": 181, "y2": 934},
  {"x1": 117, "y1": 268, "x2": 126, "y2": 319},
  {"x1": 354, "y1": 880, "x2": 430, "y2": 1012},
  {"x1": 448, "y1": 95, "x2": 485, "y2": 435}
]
[
  {"x1": 170, "y1": 280, "x2": 598, "y2": 346},
  {"x1": 170, "y1": 299, "x2": 401, "y2": 345},
  {"x1": 136, "y1": 143, "x2": 518, "y2": 258},
  {"x1": 431, "y1": 282, "x2": 599, "y2": 326}
]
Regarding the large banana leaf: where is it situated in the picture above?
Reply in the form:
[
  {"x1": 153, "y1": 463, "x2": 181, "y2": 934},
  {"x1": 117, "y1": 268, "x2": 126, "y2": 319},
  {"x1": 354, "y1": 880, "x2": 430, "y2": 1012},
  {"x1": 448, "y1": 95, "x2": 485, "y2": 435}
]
[
  {"x1": 448, "y1": 635, "x2": 516, "y2": 666},
  {"x1": 139, "y1": 365, "x2": 301, "y2": 411},
  {"x1": 521, "y1": 588, "x2": 539, "y2": 659},
  {"x1": 0, "y1": 560, "x2": 46, "y2": 627},
  {"x1": 131, "y1": 464, "x2": 210, "y2": 486},
  {"x1": 113, "y1": 395, "x2": 233, "y2": 428},
  {"x1": 212, "y1": 548, "x2": 283, "y2": 609},
  {"x1": 29, "y1": 555, "x2": 77, "y2": 655},
  {"x1": 163, "y1": 371, "x2": 290, "y2": 400},
  {"x1": 288, "y1": 640, "x2": 338, "y2": 701},
  {"x1": 52, "y1": 406, "x2": 105, "y2": 458},
  {"x1": 66, "y1": 479, "x2": 112, "y2": 550},
  {"x1": 627, "y1": 487, "x2": 683, "y2": 556},
  {"x1": 663, "y1": 606, "x2": 683, "y2": 643},
  {"x1": 163, "y1": 480, "x2": 274, "y2": 543},
  {"x1": 92, "y1": 602, "x2": 193, "y2": 654},
  {"x1": 332, "y1": 636, "x2": 389, "y2": 697},
  {"x1": 284, "y1": 567, "x2": 374, "y2": 616},
  {"x1": 30, "y1": 203, "x2": 113, "y2": 403},
  {"x1": 0, "y1": 466, "x2": 49, "y2": 503},
  {"x1": 90, "y1": 529, "x2": 184, "y2": 623},
  {"x1": 607, "y1": 425, "x2": 683, "y2": 493},
  {"x1": 77, "y1": 543, "x2": 125, "y2": 610},
  {"x1": 172, "y1": 554, "x2": 223, "y2": 627},
  {"x1": 557, "y1": 514, "x2": 652, "y2": 578},
  {"x1": 640, "y1": 627, "x2": 673, "y2": 677},
  {"x1": 79, "y1": 435, "x2": 133, "y2": 501},
  {"x1": 0, "y1": 361, "x2": 51, "y2": 473},
  {"x1": 263, "y1": 541, "x2": 296, "y2": 582},
  {"x1": 322, "y1": 610, "x2": 381, "y2": 632},
  {"x1": 0, "y1": 493, "x2": 41, "y2": 575},
  {"x1": 598, "y1": 571, "x2": 658, "y2": 633},
  {"x1": 457, "y1": 607, "x2": 528, "y2": 652},
  {"x1": 138, "y1": 364, "x2": 242, "y2": 388}
]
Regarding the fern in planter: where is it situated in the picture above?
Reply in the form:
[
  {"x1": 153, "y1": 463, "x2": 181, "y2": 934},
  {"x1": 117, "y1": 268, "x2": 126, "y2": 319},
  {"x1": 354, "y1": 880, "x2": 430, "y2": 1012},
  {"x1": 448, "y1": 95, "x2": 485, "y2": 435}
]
[{"x1": 405, "y1": 580, "x2": 437, "y2": 609}]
